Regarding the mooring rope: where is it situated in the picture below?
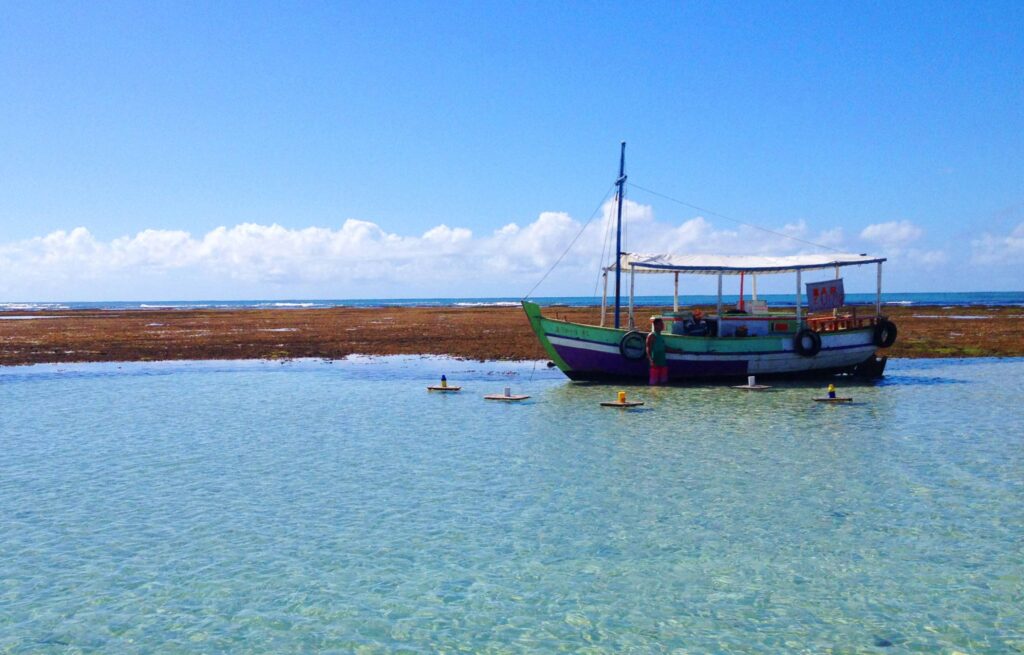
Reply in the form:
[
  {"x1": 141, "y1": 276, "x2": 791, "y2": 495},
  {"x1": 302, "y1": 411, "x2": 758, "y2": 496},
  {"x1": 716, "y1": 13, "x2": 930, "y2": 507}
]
[{"x1": 593, "y1": 189, "x2": 617, "y2": 298}]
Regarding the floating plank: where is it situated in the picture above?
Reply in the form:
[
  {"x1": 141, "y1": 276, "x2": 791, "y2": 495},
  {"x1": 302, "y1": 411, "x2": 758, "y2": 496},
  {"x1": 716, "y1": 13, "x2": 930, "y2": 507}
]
[
  {"x1": 814, "y1": 397, "x2": 853, "y2": 403},
  {"x1": 427, "y1": 386, "x2": 461, "y2": 392},
  {"x1": 600, "y1": 400, "x2": 645, "y2": 408},
  {"x1": 484, "y1": 394, "x2": 530, "y2": 401},
  {"x1": 734, "y1": 376, "x2": 770, "y2": 390}
]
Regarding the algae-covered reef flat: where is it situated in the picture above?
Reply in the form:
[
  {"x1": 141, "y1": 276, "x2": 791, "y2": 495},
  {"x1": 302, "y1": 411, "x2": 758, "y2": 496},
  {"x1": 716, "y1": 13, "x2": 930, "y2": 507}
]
[{"x1": 1, "y1": 304, "x2": 1021, "y2": 366}]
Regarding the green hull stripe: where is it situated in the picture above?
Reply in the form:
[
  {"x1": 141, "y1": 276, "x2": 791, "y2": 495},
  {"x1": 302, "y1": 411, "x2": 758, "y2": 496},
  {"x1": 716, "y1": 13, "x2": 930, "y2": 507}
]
[
  {"x1": 522, "y1": 301, "x2": 874, "y2": 361},
  {"x1": 521, "y1": 301, "x2": 572, "y2": 371}
]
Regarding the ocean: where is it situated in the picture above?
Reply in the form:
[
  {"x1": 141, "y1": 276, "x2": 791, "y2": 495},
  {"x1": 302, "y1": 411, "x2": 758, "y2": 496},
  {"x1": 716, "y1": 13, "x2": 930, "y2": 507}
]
[
  {"x1": 2, "y1": 291, "x2": 1024, "y2": 312},
  {"x1": 1, "y1": 356, "x2": 1022, "y2": 652}
]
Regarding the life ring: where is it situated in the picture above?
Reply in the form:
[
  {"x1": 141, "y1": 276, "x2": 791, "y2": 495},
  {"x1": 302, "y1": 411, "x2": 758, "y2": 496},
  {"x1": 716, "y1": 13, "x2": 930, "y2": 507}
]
[
  {"x1": 794, "y1": 328, "x2": 822, "y2": 357},
  {"x1": 873, "y1": 320, "x2": 897, "y2": 348},
  {"x1": 619, "y1": 330, "x2": 647, "y2": 360}
]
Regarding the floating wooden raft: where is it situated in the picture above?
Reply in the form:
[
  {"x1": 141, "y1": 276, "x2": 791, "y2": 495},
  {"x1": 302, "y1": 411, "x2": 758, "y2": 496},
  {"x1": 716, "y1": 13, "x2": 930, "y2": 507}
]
[
  {"x1": 600, "y1": 400, "x2": 645, "y2": 408},
  {"x1": 484, "y1": 393, "x2": 530, "y2": 401},
  {"x1": 733, "y1": 376, "x2": 771, "y2": 390},
  {"x1": 427, "y1": 385, "x2": 461, "y2": 392},
  {"x1": 814, "y1": 397, "x2": 853, "y2": 403}
]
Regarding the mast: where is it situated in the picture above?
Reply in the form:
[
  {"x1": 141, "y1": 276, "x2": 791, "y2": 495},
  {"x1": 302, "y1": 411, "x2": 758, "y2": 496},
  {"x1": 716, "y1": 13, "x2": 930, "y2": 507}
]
[{"x1": 614, "y1": 141, "x2": 627, "y2": 329}]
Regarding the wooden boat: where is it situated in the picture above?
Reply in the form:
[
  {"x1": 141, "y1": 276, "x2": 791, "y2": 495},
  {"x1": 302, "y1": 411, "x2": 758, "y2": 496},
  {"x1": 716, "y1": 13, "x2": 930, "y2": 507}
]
[{"x1": 522, "y1": 144, "x2": 897, "y2": 382}]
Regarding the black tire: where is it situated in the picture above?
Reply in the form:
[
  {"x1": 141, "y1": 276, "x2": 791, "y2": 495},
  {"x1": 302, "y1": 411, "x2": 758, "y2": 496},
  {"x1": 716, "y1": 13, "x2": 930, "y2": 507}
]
[
  {"x1": 873, "y1": 320, "x2": 898, "y2": 348},
  {"x1": 794, "y1": 328, "x2": 822, "y2": 357},
  {"x1": 619, "y1": 330, "x2": 647, "y2": 360}
]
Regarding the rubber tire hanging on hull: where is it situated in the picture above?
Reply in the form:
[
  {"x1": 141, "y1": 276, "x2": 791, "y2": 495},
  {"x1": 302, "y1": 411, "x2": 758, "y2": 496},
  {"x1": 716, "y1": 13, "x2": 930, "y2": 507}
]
[
  {"x1": 794, "y1": 329, "x2": 822, "y2": 357},
  {"x1": 873, "y1": 320, "x2": 898, "y2": 348},
  {"x1": 619, "y1": 330, "x2": 647, "y2": 360}
]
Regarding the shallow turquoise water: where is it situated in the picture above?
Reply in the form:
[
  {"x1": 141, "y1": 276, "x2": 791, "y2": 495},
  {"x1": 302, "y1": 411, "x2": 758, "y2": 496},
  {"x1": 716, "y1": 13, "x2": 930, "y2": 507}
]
[{"x1": 1, "y1": 357, "x2": 1022, "y2": 653}]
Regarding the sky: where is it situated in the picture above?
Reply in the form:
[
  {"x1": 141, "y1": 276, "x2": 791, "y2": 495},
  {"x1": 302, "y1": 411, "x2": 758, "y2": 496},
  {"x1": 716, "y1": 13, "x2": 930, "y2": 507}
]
[{"x1": 1, "y1": 1, "x2": 1021, "y2": 300}]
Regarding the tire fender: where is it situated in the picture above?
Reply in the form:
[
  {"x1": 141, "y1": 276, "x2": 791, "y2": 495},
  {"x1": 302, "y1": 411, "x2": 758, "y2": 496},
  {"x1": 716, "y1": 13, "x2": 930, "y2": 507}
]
[
  {"x1": 619, "y1": 330, "x2": 647, "y2": 360},
  {"x1": 873, "y1": 320, "x2": 897, "y2": 348},
  {"x1": 794, "y1": 328, "x2": 822, "y2": 357}
]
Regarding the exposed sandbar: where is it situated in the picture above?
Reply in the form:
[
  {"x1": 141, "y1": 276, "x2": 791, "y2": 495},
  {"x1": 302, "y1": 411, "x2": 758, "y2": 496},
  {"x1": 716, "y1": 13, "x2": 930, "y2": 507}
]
[{"x1": 1, "y1": 304, "x2": 1021, "y2": 366}]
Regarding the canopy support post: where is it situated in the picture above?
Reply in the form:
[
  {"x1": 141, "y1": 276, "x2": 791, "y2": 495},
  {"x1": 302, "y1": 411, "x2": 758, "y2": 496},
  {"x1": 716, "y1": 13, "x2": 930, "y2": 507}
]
[
  {"x1": 716, "y1": 274, "x2": 723, "y2": 321},
  {"x1": 876, "y1": 262, "x2": 883, "y2": 318},
  {"x1": 796, "y1": 270, "x2": 803, "y2": 326},
  {"x1": 739, "y1": 272, "x2": 745, "y2": 311},
  {"x1": 600, "y1": 270, "x2": 608, "y2": 327},
  {"x1": 673, "y1": 272, "x2": 679, "y2": 312},
  {"x1": 628, "y1": 265, "x2": 636, "y2": 329},
  {"x1": 752, "y1": 274, "x2": 758, "y2": 301}
]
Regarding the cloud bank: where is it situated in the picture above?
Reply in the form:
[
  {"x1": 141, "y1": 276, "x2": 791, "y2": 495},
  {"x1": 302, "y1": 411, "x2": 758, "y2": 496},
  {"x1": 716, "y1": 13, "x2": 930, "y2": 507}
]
[
  {"x1": 0, "y1": 202, "x2": 956, "y2": 299},
  {"x1": 971, "y1": 223, "x2": 1024, "y2": 265},
  {"x1": 859, "y1": 220, "x2": 947, "y2": 268}
]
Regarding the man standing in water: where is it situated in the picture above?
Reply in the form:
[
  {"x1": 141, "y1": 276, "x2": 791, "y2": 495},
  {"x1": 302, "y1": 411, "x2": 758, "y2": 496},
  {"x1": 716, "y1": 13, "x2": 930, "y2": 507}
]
[{"x1": 646, "y1": 316, "x2": 669, "y2": 385}]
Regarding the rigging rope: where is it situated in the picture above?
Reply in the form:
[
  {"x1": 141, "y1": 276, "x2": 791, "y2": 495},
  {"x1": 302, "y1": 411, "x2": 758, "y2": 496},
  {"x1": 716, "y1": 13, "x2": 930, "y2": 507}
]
[
  {"x1": 522, "y1": 184, "x2": 616, "y2": 300},
  {"x1": 629, "y1": 183, "x2": 846, "y2": 254},
  {"x1": 593, "y1": 188, "x2": 616, "y2": 297},
  {"x1": 525, "y1": 177, "x2": 845, "y2": 302}
]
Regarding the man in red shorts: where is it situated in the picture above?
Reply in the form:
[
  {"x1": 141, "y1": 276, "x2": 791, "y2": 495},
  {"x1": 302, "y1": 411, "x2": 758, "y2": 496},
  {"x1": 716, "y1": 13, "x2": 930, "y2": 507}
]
[{"x1": 646, "y1": 316, "x2": 669, "y2": 385}]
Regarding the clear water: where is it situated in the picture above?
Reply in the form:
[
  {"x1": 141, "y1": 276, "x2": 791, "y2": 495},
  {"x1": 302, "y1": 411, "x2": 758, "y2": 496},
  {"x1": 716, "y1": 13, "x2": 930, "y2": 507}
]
[{"x1": 1, "y1": 357, "x2": 1022, "y2": 653}]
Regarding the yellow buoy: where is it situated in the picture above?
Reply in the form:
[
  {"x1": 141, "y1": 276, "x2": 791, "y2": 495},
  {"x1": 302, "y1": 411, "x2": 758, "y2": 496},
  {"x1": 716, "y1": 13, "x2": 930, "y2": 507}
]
[
  {"x1": 427, "y1": 374, "x2": 461, "y2": 392},
  {"x1": 601, "y1": 390, "x2": 644, "y2": 408},
  {"x1": 815, "y1": 384, "x2": 852, "y2": 402}
]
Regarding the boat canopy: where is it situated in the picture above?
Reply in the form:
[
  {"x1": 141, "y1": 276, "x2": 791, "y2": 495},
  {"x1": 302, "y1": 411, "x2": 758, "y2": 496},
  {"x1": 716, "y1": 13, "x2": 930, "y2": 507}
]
[{"x1": 611, "y1": 252, "x2": 886, "y2": 275}]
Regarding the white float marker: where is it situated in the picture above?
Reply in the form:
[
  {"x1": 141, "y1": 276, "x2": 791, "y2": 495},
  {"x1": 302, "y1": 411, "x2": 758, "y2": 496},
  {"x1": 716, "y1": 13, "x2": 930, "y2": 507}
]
[
  {"x1": 484, "y1": 385, "x2": 529, "y2": 401},
  {"x1": 733, "y1": 375, "x2": 771, "y2": 390}
]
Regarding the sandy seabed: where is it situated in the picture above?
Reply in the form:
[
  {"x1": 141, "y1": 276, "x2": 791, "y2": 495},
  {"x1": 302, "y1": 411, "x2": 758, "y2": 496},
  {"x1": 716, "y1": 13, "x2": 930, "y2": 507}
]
[{"x1": 1, "y1": 305, "x2": 1021, "y2": 366}]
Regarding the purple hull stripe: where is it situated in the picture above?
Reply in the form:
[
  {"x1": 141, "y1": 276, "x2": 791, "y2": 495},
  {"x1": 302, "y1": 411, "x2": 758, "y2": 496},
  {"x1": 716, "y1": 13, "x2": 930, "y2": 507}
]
[
  {"x1": 548, "y1": 331, "x2": 872, "y2": 356},
  {"x1": 552, "y1": 344, "x2": 747, "y2": 379}
]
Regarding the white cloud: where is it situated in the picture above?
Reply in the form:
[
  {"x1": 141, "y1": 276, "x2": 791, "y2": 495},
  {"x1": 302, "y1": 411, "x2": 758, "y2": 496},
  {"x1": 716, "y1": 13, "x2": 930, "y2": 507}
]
[
  {"x1": 854, "y1": 220, "x2": 947, "y2": 270},
  {"x1": 971, "y1": 223, "x2": 1024, "y2": 265},
  {"x1": 905, "y1": 249, "x2": 949, "y2": 267},
  {"x1": 0, "y1": 204, "x2": 896, "y2": 299},
  {"x1": 859, "y1": 220, "x2": 923, "y2": 248}
]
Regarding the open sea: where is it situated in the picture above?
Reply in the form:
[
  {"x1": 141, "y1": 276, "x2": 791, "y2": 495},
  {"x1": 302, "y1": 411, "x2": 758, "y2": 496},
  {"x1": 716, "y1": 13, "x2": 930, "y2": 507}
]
[
  {"x1": 1, "y1": 356, "x2": 1022, "y2": 653},
  {"x1": 2, "y1": 291, "x2": 1024, "y2": 312}
]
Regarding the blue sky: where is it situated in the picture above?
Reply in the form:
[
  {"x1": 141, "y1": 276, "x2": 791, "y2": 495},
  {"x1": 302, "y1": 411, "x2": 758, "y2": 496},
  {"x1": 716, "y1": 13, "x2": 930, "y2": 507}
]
[{"x1": 1, "y1": 1, "x2": 1021, "y2": 300}]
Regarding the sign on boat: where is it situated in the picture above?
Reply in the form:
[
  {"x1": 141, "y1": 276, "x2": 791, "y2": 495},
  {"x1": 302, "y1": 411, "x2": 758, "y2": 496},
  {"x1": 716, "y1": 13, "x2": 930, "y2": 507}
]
[{"x1": 522, "y1": 143, "x2": 898, "y2": 383}]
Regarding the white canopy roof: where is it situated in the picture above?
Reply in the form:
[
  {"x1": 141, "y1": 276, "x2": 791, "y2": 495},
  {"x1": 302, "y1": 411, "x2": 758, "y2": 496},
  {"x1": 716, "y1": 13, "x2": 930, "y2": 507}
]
[{"x1": 612, "y1": 252, "x2": 885, "y2": 275}]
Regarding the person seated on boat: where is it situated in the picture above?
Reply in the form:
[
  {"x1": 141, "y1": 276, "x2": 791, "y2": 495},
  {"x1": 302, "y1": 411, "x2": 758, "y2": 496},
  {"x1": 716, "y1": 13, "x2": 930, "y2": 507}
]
[
  {"x1": 646, "y1": 316, "x2": 669, "y2": 385},
  {"x1": 684, "y1": 309, "x2": 708, "y2": 336}
]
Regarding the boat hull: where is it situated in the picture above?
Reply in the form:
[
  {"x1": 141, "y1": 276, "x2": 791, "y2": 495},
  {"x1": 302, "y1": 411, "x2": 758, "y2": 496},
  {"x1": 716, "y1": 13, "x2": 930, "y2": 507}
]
[{"x1": 523, "y1": 301, "x2": 886, "y2": 382}]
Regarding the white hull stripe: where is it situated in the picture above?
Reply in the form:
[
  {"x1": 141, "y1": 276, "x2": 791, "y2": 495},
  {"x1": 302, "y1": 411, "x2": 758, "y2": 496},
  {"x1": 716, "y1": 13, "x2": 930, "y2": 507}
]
[{"x1": 546, "y1": 335, "x2": 875, "y2": 371}]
